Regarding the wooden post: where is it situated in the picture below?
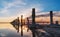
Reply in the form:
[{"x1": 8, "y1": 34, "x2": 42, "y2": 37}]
[
  {"x1": 32, "y1": 8, "x2": 35, "y2": 24},
  {"x1": 31, "y1": 8, "x2": 36, "y2": 37},
  {"x1": 21, "y1": 15, "x2": 23, "y2": 36},
  {"x1": 17, "y1": 17, "x2": 20, "y2": 33},
  {"x1": 27, "y1": 17, "x2": 29, "y2": 32},
  {"x1": 56, "y1": 21, "x2": 58, "y2": 24},
  {"x1": 50, "y1": 11, "x2": 53, "y2": 24}
]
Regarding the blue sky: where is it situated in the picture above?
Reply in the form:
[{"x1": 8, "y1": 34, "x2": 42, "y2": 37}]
[{"x1": 0, "y1": 0, "x2": 60, "y2": 17}]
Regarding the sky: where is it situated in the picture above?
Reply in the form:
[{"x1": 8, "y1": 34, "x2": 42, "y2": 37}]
[
  {"x1": 0, "y1": 0, "x2": 60, "y2": 36},
  {"x1": 0, "y1": 0, "x2": 60, "y2": 21},
  {"x1": 0, "y1": 0, "x2": 33, "y2": 36}
]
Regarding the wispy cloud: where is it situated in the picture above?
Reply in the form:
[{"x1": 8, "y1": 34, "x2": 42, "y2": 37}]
[
  {"x1": 0, "y1": 0, "x2": 43, "y2": 18},
  {"x1": 0, "y1": 0, "x2": 44, "y2": 22},
  {"x1": 3, "y1": 0, "x2": 26, "y2": 8},
  {"x1": 0, "y1": 0, "x2": 26, "y2": 16},
  {"x1": 17, "y1": 4, "x2": 44, "y2": 18}
]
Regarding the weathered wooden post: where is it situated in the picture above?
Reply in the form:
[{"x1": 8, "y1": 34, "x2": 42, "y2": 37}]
[
  {"x1": 32, "y1": 8, "x2": 35, "y2": 24},
  {"x1": 50, "y1": 11, "x2": 53, "y2": 24},
  {"x1": 10, "y1": 17, "x2": 20, "y2": 33},
  {"x1": 55, "y1": 21, "x2": 58, "y2": 24},
  {"x1": 21, "y1": 15, "x2": 23, "y2": 36},
  {"x1": 31, "y1": 8, "x2": 36, "y2": 37},
  {"x1": 17, "y1": 17, "x2": 20, "y2": 33},
  {"x1": 27, "y1": 17, "x2": 30, "y2": 32}
]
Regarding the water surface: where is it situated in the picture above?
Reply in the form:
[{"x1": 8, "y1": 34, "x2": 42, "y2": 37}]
[{"x1": 0, "y1": 23, "x2": 32, "y2": 37}]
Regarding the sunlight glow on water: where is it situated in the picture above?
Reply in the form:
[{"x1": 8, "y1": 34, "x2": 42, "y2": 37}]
[{"x1": 0, "y1": 23, "x2": 32, "y2": 37}]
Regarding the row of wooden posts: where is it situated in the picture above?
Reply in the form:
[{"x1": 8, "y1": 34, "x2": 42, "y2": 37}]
[{"x1": 11, "y1": 8, "x2": 59, "y2": 37}]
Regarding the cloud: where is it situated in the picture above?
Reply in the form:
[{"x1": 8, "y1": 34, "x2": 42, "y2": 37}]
[
  {"x1": 17, "y1": 4, "x2": 44, "y2": 18},
  {"x1": 0, "y1": 0, "x2": 26, "y2": 14},
  {"x1": 0, "y1": 0, "x2": 44, "y2": 18},
  {"x1": 0, "y1": 0, "x2": 44, "y2": 22}
]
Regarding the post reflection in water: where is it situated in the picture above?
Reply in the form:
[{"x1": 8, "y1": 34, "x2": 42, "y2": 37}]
[{"x1": 0, "y1": 23, "x2": 32, "y2": 37}]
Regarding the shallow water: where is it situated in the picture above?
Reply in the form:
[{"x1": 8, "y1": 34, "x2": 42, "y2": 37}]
[{"x1": 0, "y1": 23, "x2": 32, "y2": 37}]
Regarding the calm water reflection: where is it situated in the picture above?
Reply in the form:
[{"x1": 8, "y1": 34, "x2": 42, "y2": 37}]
[{"x1": 0, "y1": 23, "x2": 32, "y2": 37}]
